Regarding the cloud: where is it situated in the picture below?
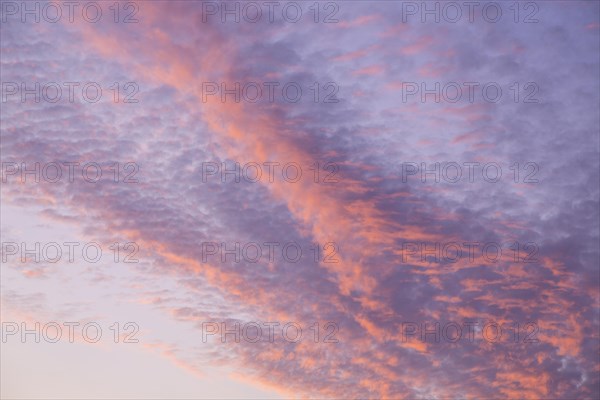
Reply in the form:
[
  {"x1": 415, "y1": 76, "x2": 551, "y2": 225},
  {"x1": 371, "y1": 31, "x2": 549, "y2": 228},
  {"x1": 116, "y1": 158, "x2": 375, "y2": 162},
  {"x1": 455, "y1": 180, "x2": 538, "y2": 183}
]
[{"x1": 1, "y1": 1, "x2": 599, "y2": 398}]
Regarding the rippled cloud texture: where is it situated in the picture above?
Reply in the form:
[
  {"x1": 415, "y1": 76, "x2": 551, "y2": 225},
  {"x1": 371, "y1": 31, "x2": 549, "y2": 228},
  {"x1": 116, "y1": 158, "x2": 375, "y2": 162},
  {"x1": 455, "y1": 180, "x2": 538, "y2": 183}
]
[{"x1": 1, "y1": 1, "x2": 599, "y2": 398}]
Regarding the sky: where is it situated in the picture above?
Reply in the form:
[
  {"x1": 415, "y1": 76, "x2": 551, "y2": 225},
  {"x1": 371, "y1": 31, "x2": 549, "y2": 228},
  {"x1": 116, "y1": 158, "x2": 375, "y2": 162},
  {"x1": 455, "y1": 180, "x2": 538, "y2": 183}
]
[{"x1": 1, "y1": 1, "x2": 599, "y2": 399}]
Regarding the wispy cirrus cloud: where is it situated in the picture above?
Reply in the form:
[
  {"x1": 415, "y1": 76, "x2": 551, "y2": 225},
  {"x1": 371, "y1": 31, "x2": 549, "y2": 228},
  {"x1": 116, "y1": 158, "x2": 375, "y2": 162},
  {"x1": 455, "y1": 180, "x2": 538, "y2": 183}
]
[{"x1": 1, "y1": 1, "x2": 598, "y2": 398}]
